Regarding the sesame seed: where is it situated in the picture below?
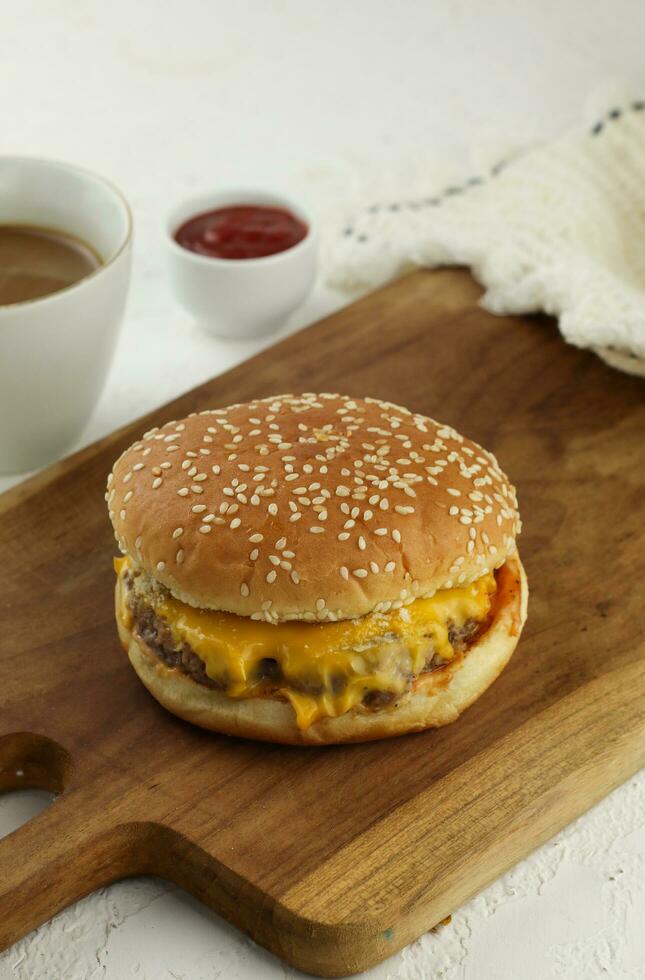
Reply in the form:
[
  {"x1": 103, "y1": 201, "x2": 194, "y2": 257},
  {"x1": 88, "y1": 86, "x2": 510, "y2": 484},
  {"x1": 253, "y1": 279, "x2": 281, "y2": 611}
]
[
  {"x1": 392, "y1": 529, "x2": 401, "y2": 543},
  {"x1": 353, "y1": 568, "x2": 368, "y2": 578},
  {"x1": 135, "y1": 536, "x2": 142, "y2": 548},
  {"x1": 336, "y1": 486, "x2": 350, "y2": 497},
  {"x1": 230, "y1": 518, "x2": 241, "y2": 529},
  {"x1": 250, "y1": 548, "x2": 259, "y2": 561},
  {"x1": 194, "y1": 473, "x2": 207, "y2": 482},
  {"x1": 119, "y1": 509, "x2": 126, "y2": 520},
  {"x1": 199, "y1": 525, "x2": 212, "y2": 534},
  {"x1": 133, "y1": 462, "x2": 144, "y2": 471},
  {"x1": 375, "y1": 527, "x2": 388, "y2": 536},
  {"x1": 358, "y1": 536, "x2": 366, "y2": 550},
  {"x1": 176, "y1": 549, "x2": 184, "y2": 563},
  {"x1": 370, "y1": 561, "x2": 379, "y2": 573},
  {"x1": 240, "y1": 583, "x2": 250, "y2": 597},
  {"x1": 266, "y1": 570, "x2": 277, "y2": 583},
  {"x1": 446, "y1": 488, "x2": 461, "y2": 497},
  {"x1": 291, "y1": 570, "x2": 300, "y2": 584},
  {"x1": 276, "y1": 537, "x2": 287, "y2": 549},
  {"x1": 268, "y1": 503, "x2": 278, "y2": 516},
  {"x1": 269, "y1": 554, "x2": 280, "y2": 565},
  {"x1": 124, "y1": 491, "x2": 133, "y2": 503},
  {"x1": 316, "y1": 598, "x2": 325, "y2": 611},
  {"x1": 338, "y1": 531, "x2": 350, "y2": 541},
  {"x1": 212, "y1": 465, "x2": 221, "y2": 475},
  {"x1": 156, "y1": 561, "x2": 166, "y2": 571},
  {"x1": 340, "y1": 566, "x2": 349, "y2": 580},
  {"x1": 249, "y1": 533, "x2": 264, "y2": 543},
  {"x1": 385, "y1": 561, "x2": 396, "y2": 572},
  {"x1": 310, "y1": 526, "x2": 324, "y2": 533},
  {"x1": 191, "y1": 504, "x2": 207, "y2": 513},
  {"x1": 449, "y1": 506, "x2": 459, "y2": 516}
]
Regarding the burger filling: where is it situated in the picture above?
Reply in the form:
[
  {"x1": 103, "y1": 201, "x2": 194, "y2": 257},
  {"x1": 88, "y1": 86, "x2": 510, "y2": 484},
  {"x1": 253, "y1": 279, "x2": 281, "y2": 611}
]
[{"x1": 115, "y1": 556, "x2": 498, "y2": 730}]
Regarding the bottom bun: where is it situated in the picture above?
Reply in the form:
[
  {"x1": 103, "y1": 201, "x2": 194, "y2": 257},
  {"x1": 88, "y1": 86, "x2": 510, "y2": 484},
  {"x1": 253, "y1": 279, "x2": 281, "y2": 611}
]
[{"x1": 118, "y1": 556, "x2": 527, "y2": 746}]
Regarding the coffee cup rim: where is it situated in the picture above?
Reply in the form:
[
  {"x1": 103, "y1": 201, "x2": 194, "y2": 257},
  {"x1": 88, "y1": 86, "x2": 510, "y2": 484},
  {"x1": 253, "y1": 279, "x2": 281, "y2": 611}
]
[{"x1": 0, "y1": 155, "x2": 133, "y2": 314}]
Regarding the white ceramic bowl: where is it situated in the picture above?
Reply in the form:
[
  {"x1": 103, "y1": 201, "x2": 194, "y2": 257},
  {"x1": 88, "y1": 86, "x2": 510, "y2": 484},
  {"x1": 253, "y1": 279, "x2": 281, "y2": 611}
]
[
  {"x1": 0, "y1": 156, "x2": 132, "y2": 474},
  {"x1": 166, "y1": 189, "x2": 317, "y2": 339}
]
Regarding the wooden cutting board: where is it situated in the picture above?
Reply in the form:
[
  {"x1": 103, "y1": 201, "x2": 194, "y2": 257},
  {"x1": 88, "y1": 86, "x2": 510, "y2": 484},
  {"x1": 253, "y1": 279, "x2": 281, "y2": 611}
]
[{"x1": 1, "y1": 269, "x2": 644, "y2": 977}]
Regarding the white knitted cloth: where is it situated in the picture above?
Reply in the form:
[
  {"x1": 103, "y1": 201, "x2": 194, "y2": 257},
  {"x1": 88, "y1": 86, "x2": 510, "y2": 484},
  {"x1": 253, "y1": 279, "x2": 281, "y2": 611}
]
[{"x1": 326, "y1": 98, "x2": 645, "y2": 377}]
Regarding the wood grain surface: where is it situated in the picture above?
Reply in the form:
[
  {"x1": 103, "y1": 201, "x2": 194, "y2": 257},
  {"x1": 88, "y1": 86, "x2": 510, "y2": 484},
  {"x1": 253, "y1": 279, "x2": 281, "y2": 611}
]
[{"x1": 1, "y1": 269, "x2": 644, "y2": 977}]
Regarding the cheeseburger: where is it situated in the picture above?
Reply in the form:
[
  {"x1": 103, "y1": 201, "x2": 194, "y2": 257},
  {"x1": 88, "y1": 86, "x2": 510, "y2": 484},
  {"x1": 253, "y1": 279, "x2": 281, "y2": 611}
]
[{"x1": 107, "y1": 394, "x2": 527, "y2": 745}]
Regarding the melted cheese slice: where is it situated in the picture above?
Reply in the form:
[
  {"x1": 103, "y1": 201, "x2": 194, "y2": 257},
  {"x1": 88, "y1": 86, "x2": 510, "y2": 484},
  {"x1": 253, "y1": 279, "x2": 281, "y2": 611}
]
[{"x1": 115, "y1": 557, "x2": 495, "y2": 729}]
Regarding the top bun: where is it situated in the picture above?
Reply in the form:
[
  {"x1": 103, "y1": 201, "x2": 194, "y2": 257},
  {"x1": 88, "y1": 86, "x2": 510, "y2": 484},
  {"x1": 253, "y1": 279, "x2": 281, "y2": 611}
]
[{"x1": 107, "y1": 394, "x2": 521, "y2": 623}]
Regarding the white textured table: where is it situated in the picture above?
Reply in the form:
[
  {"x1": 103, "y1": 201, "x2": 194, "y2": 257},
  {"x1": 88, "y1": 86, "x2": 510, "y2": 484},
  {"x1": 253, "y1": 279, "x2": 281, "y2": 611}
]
[{"x1": 1, "y1": 2, "x2": 644, "y2": 977}]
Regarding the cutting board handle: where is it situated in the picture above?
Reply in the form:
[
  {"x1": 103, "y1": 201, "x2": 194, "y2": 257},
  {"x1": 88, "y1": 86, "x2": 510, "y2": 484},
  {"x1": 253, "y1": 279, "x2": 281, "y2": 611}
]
[{"x1": 0, "y1": 790, "x2": 145, "y2": 954}]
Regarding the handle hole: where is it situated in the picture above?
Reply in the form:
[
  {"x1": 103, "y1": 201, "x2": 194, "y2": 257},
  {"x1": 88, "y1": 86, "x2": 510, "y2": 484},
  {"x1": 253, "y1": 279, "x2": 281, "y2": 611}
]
[
  {"x1": 0, "y1": 732, "x2": 72, "y2": 795},
  {"x1": 0, "y1": 787, "x2": 53, "y2": 841}
]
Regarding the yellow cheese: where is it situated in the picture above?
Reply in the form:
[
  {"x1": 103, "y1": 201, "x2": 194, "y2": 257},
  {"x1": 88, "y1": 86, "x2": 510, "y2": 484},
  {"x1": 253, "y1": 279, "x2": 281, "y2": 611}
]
[{"x1": 115, "y1": 556, "x2": 495, "y2": 729}]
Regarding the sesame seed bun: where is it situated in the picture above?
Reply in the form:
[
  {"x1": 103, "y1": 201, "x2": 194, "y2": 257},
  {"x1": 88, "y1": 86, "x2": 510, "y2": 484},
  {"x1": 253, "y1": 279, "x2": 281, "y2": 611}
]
[
  {"x1": 116, "y1": 555, "x2": 527, "y2": 745},
  {"x1": 107, "y1": 394, "x2": 521, "y2": 622}
]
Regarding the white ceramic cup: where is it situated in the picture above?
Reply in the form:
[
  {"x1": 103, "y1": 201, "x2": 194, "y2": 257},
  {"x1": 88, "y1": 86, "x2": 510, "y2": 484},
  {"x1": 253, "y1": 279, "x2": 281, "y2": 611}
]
[
  {"x1": 0, "y1": 156, "x2": 132, "y2": 474},
  {"x1": 166, "y1": 189, "x2": 317, "y2": 340}
]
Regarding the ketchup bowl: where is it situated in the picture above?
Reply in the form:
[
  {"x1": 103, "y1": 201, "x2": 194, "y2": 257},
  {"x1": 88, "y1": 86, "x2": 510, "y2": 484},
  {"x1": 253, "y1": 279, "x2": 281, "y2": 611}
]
[{"x1": 167, "y1": 189, "x2": 317, "y2": 339}]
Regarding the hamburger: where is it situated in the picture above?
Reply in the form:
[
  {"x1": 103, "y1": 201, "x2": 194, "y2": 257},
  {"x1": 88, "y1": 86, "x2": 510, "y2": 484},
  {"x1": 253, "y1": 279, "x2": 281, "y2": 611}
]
[{"x1": 107, "y1": 393, "x2": 527, "y2": 745}]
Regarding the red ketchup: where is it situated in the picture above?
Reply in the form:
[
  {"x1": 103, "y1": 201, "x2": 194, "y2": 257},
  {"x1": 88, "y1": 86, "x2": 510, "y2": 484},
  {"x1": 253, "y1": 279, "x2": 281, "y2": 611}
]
[{"x1": 175, "y1": 205, "x2": 308, "y2": 260}]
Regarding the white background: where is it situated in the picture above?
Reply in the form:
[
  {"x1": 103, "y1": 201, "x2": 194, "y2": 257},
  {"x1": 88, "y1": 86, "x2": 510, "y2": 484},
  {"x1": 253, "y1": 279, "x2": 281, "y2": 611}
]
[{"x1": 1, "y1": 2, "x2": 644, "y2": 978}]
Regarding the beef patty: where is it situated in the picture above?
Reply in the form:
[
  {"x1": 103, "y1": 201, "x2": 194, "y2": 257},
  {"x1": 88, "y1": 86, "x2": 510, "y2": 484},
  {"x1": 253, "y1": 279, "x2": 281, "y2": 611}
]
[
  {"x1": 129, "y1": 591, "x2": 483, "y2": 711},
  {"x1": 132, "y1": 597, "x2": 224, "y2": 690}
]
